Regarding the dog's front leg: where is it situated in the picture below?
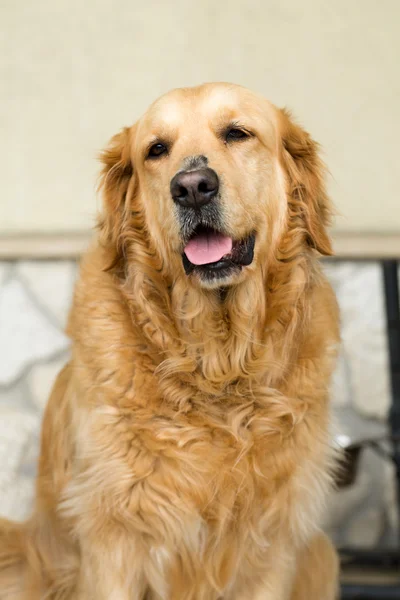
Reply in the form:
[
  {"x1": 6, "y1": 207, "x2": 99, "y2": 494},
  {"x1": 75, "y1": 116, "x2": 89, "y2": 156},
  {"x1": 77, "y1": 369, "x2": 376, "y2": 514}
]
[
  {"x1": 75, "y1": 536, "x2": 148, "y2": 600},
  {"x1": 250, "y1": 563, "x2": 296, "y2": 600},
  {"x1": 290, "y1": 533, "x2": 339, "y2": 600},
  {"x1": 231, "y1": 544, "x2": 297, "y2": 600},
  {"x1": 248, "y1": 534, "x2": 339, "y2": 600}
]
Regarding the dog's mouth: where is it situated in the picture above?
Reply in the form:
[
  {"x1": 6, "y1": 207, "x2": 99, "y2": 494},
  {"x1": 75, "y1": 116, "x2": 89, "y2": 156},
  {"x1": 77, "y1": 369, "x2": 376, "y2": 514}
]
[{"x1": 182, "y1": 225, "x2": 255, "y2": 280}]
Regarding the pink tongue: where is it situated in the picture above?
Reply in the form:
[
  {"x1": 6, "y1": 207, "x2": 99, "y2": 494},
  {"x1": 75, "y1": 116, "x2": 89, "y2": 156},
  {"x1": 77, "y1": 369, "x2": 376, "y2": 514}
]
[{"x1": 184, "y1": 232, "x2": 233, "y2": 266}]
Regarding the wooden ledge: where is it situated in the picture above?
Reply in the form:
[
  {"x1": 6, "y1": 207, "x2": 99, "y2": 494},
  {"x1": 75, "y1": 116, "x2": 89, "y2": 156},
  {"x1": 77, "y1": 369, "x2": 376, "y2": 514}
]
[
  {"x1": 331, "y1": 233, "x2": 400, "y2": 260},
  {"x1": 0, "y1": 232, "x2": 91, "y2": 260}
]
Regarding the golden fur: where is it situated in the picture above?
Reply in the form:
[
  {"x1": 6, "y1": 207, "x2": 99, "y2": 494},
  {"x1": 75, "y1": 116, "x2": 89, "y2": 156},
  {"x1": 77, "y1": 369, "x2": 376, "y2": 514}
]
[{"x1": 0, "y1": 83, "x2": 340, "y2": 599}]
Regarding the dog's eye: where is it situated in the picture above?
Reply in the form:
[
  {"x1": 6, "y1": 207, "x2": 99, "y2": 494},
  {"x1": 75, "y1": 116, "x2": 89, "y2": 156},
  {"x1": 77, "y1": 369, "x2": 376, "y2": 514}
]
[
  {"x1": 225, "y1": 128, "x2": 249, "y2": 142},
  {"x1": 147, "y1": 143, "x2": 168, "y2": 159},
  {"x1": 225, "y1": 127, "x2": 248, "y2": 142}
]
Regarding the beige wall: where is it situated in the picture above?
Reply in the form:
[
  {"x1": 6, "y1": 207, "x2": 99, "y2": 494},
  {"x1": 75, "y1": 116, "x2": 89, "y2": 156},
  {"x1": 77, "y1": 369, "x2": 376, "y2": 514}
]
[{"x1": 1, "y1": 0, "x2": 399, "y2": 234}]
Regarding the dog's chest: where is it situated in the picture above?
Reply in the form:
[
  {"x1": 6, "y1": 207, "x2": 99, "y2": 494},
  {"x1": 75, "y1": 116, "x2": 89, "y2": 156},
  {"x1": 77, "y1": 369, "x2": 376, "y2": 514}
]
[
  {"x1": 127, "y1": 410, "x2": 273, "y2": 575},
  {"x1": 67, "y1": 400, "x2": 328, "y2": 597},
  {"x1": 129, "y1": 410, "x2": 268, "y2": 510},
  {"x1": 83, "y1": 404, "x2": 276, "y2": 540}
]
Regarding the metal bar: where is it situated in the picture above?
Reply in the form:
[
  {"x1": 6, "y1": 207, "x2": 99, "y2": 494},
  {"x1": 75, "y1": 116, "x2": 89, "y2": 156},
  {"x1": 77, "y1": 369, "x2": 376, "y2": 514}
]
[
  {"x1": 341, "y1": 584, "x2": 400, "y2": 599},
  {"x1": 382, "y1": 260, "x2": 400, "y2": 544},
  {"x1": 340, "y1": 548, "x2": 400, "y2": 569}
]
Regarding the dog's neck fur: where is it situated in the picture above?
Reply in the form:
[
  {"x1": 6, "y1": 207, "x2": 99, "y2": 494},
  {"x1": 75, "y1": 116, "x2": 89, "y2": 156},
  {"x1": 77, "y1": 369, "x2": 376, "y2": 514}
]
[{"x1": 115, "y1": 220, "x2": 312, "y2": 410}]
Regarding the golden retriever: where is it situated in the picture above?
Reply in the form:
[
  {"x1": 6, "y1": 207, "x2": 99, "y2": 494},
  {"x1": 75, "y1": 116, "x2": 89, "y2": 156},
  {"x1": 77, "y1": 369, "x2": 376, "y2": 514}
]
[{"x1": 0, "y1": 83, "x2": 340, "y2": 599}]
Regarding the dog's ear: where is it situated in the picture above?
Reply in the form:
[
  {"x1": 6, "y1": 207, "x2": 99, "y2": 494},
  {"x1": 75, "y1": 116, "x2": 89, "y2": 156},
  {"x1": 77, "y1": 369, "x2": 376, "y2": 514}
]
[
  {"x1": 98, "y1": 126, "x2": 134, "y2": 248},
  {"x1": 280, "y1": 109, "x2": 333, "y2": 256}
]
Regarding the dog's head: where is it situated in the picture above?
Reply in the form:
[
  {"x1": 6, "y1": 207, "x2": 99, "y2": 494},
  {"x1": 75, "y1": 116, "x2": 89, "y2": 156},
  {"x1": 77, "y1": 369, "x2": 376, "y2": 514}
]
[{"x1": 99, "y1": 83, "x2": 332, "y2": 289}]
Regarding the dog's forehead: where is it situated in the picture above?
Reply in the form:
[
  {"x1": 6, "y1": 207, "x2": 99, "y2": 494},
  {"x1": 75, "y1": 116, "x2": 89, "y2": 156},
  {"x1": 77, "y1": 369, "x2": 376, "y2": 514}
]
[
  {"x1": 139, "y1": 84, "x2": 278, "y2": 134},
  {"x1": 200, "y1": 84, "x2": 272, "y2": 118}
]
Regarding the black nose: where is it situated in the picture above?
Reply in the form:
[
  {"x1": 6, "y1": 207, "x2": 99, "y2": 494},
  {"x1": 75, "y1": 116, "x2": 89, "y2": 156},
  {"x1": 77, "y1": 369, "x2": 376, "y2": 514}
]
[{"x1": 170, "y1": 168, "x2": 219, "y2": 209}]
